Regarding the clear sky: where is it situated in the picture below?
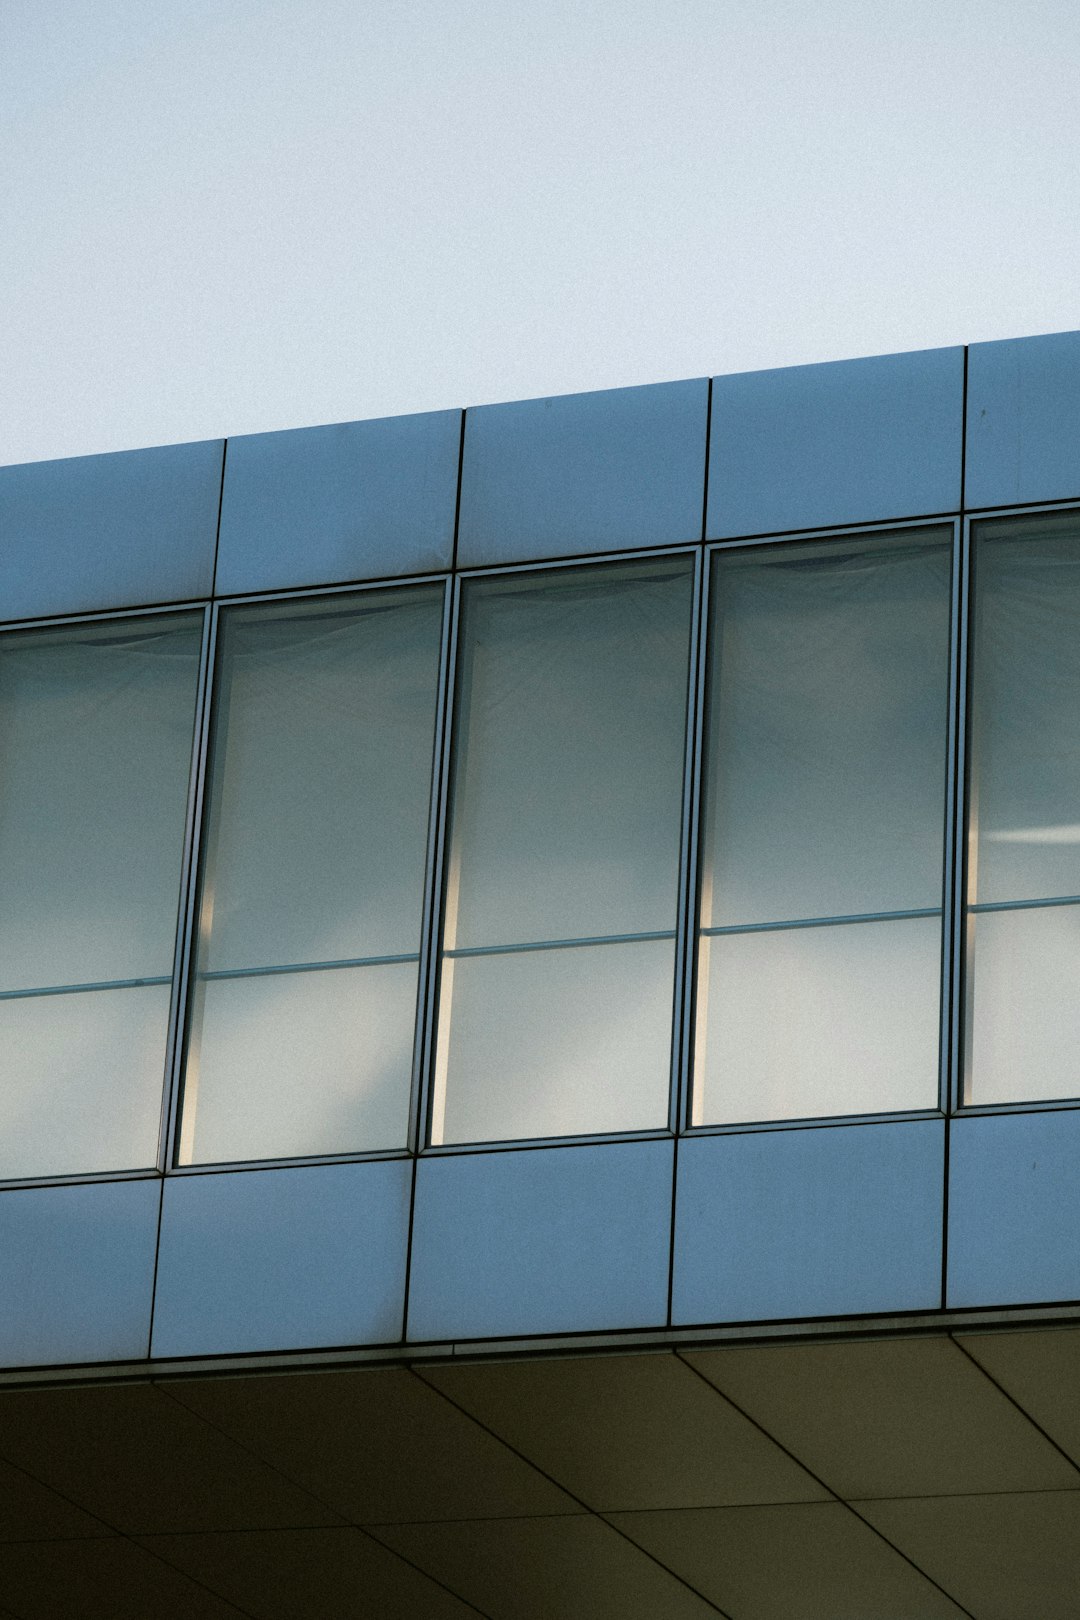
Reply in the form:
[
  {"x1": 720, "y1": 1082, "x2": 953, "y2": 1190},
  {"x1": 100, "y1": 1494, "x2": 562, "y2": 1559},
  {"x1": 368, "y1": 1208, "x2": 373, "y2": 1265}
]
[{"x1": 2, "y1": 0, "x2": 1078, "y2": 466}]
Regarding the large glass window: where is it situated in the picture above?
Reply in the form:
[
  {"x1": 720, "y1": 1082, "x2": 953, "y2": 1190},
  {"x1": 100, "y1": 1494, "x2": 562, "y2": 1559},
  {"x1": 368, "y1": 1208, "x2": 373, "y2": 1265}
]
[
  {"x1": 17, "y1": 511, "x2": 1080, "y2": 1187},
  {"x1": 0, "y1": 612, "x2": 203, "y2": 1179},
  {"x1": 430, "y1": 557, "x2": 695, "y2": 1145},
  {"x1": 965, "y1": 512, "x2": 1080, "y2": 1104},
  {"x1": 178, "y1": 585, "x2": 444, "y2": 1165},
  {"x1": 693, "y1": 531, "x2": 952, "y2": 1125}
]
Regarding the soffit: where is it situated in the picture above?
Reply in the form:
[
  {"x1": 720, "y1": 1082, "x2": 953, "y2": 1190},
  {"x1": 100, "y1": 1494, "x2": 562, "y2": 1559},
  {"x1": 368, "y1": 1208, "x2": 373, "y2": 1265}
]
[{"x1": 0, "y1": 1329, "x2": 1077, "y2": 1617}]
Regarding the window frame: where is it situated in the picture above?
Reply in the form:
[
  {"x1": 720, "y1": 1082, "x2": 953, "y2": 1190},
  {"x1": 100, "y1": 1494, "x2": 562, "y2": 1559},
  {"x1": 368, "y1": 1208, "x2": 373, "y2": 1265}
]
[
  {"x1": 418, "y1": 545, "x2": 703, "y2": 1156},
  {"x1": 955, "y1": 501, "x2": 1080, "y2": 1119},
  {"x1": 0, "y1": 599, "x2": 213, "y2": 1192},
  {"x1": 683, "y1": 516, "x2": 963, "y2": 1138},
  {"x1": 166, "y1": 574, "x2": 453, "y2": 1177},
  {"x1": 14, "y1": 498, "x2": 1080, "y2": 1191}
]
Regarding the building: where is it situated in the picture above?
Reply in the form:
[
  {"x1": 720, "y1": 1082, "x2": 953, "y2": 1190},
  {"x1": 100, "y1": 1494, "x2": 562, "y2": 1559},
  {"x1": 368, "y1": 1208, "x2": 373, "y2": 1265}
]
[{"x1": 1, "y1": 331, "x2": 1079, "y2": 1617}]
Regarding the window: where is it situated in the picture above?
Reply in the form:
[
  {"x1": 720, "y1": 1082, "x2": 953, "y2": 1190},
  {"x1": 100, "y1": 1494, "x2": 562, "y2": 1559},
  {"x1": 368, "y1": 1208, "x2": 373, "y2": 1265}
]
[
  {"x1": 693, "y1": 531, "x2": 952, "y2": 1125},
  {"x1": 430, "y1": 557, "x2": 695, "y2": 1145},
  {"x1": 14, "y1": 506, "x2": 1080, "y2": 1186},
  {"x1": 965, "y1": 512, "x2": 1080, "y2": 1104},
  {"x1": 0, "y1": 612, "x2": 203, "y2": 1179},
  {"x1": 178, "y1": 586, "x2": 445, "y2": 1165}
]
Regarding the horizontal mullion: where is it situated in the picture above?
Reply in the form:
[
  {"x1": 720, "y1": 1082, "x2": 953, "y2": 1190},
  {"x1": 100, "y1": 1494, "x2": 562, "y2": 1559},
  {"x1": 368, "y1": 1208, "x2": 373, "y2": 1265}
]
[
  {"x1": 200, "y1": 951, "x2": 420, "y2": 982},
  {"x1": 702, "y1": 906, "x2": 941, "y2": 938},
  {"x1": 969, "y1": 893, "x2": 1080, "y2": 916},
  {"x1": 0, "y1": 974, "x2": 171, "y2": 1002},
  {"x1": 445, "y1": 929, "x2": 677, "y2": 960}
]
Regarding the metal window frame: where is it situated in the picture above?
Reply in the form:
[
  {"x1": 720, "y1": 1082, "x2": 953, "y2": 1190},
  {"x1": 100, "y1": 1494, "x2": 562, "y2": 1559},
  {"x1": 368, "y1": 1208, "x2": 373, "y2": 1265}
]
[
  {"x1": 955, "y1": 499, "x2": 1080, "y2": 1119},
  {"x1": 164, "y1": 571, "x2": 454, "y2": 1178},
  {"x1": 0, "y1": 598, "x2": 211, "y2": 1194},
  {"x1": 418, "y1": 543, "x2": 702, "y2": 1158},
  {"x1": 681, "y1": 516, "x2": 961, "y2": 1140},
  {"x1": 9, "y1": 495, "x2": 1080, "y2": 1194}
]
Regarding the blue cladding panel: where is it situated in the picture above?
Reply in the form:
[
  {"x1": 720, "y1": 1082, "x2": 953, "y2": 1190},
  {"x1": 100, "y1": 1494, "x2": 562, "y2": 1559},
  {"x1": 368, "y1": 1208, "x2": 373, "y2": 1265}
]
[
  {"x1": 966, "y1": 331, "x2": 1080, "y2": 507},
  {"x1": 407, "y1": 1141, "x2": 674, "y2": 1341},
  {"x1": 672, "y1": 1121, "x2": 945, "y2": 1325},
  {"x1": 0, "y1": 441, "x2": 222, "y2": 619},
  {"x1": 456, "y1": 380, "x2": 708, "y2": 566},
  {"x1": 0, "y1": 1179, "x2": 159, "y2": 1367},
  {"x1": 948, "y1": 1111, "x2": 1080, "y2": 1308},
  {"x1": 707, "y1": 347, "x2": 964, "y2": 538},
  {"x1": 215, "y1": 411, "x2": 460, "y2": 594},
  {"x1": 151, "y1": 1159, "x2": 412, "y2": 1358}
]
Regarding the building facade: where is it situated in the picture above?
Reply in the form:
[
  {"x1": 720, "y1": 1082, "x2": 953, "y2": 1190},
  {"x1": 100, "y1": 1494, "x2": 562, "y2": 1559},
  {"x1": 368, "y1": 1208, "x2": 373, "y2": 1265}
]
[{"x1": 1, "y1": 332, "x2": 1080, "y2": 1615}]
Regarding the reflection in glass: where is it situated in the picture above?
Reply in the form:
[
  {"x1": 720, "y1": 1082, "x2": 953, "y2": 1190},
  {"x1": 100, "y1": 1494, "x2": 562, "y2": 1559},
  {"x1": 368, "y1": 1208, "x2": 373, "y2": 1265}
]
[
  {"x1": 966, "y1": 514, "x2": 1080, "y2": 1103},
  {"x1": 967, "y1": 906, "x2": 1080, "y2": 1104},
  {"x1": 433, "y1": 558, "x2": 694, "y2": 1144},
  {"x1": 0, "y1": 614, "x2": 203, "y2": 1177},
  {"x1": 436, "y1": 939, "x2": 676, "y2": 1144},
  {"x1": 695, "y1": 531, "x2": 951, "y2": 1124},
  {"x1": 0, "y1": 986, "x2": 172, "y2": 1181},
  {"x1": 182, "y1": 962, "x2": 418, "y2": 1164},
  {"x1": 180, "y1": 586, "x2": 443, "y2": 1165},
  {"x1": 696, "y1": 918, "x2": 941, "y2": 1124}
]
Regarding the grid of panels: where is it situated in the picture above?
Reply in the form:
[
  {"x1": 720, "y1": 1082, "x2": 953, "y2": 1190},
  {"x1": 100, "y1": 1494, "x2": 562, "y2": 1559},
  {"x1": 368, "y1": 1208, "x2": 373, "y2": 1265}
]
[{"x1": 2, "y1": 480, "x2": 1080, "y2": 1186}]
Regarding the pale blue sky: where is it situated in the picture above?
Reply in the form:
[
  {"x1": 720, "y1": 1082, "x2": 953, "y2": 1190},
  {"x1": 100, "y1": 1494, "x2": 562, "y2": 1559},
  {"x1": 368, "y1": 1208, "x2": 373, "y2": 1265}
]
[{"x1": 2, "y1": 0, "x2": 1078, "y2": 465}]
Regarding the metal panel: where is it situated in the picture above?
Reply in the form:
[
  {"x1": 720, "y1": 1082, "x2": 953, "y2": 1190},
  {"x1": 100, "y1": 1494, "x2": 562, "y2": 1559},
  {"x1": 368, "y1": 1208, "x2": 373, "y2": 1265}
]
[
  {"x1": 0, "y1": 442, "x2": 222, "y2": 619},
  {"x1": 707, "y1": 347, "x2": 964, "y2": 538},
  {"x1": 456, "y1": 380, "x2": 708, "y2": 567},
  {"x1": 406, "y1": 1140, "x2": 674, "y2": 1341},
  {"x1": 947, "y1": 1110, "x2": 1080, "y2": 1308},
  {"x1": 0, "y1": 1178, "x2": 159, "y2": 1367},
  {"x1": 672, "y1": 1121, "x2": 945, "y2": 1325},
  {"x1": 215, "y1": 411, "x2": 460, "y2": 594},
  {"x1": 151, "y1": 1160, "x2": 411, "y2": 1358},
  {"x1": 966, "y1": 330, "x2": 1080, "y2": 508},
  {"x1": 372, "y1": 1514, "x2": 720, "y2": 1620}
]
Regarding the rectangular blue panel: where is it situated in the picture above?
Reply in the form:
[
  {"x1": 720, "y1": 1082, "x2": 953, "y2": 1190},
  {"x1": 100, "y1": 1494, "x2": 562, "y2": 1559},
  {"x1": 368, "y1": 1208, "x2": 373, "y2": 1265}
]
[
  {"x1": 707, "y1": 347, "x2": 964, "y2": 538},
  {"x1": 672, "y1": 1121, "x2": 945, "y2": 1325},
  {"x1": 456, "y1": 380, "x2": 708, "y2": 567},
  {"x1": 215, "y1": 410, "x2": 460, "y2": 594},
  {"x1": 0, "y1": 1179, "x2": 159, "y2": 1368},
  {"x1": 966, "y1": 331, "x2": 1080, "y2": 508},
  {"x1": 948, "y1": 1111, "x2": 1080, "y2": 1308},
  {"x1": 0, "y1": 441, "x2": 222, "y2": 620},
  {"x1": 151, "y1": 1159, "x2": 411, "y2": 1358},
  {"x1": 407, "y1": 1141, "x2": 674, "y2": 1341}
]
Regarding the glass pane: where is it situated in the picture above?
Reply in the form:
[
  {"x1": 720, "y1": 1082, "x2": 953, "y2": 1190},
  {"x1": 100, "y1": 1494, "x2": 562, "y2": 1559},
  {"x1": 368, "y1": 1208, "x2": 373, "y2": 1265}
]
[
  {"x1": 181, "y1": 962, "x2": 417, "y2": 1165},
  {"x1": 182, "y1": 585, "x2": 444, "y2": 1165},
  {"x1": 446, "y1": 559, "x2": 693, "y2": 949},
  {"x1": 0, "y1": 985, "x2": 171, "y2": 1179},
  {"x1": 966, "y1": 516, "x2": 1080, "y2": 1108},
  {"x1": 702, "y1": 532, "x2": 951, "y2": 928},
  {"x1": 970, "y1": 517, "x2": 1080, "y2": 906},
  {"x1": 199, "y1": 587, "x2": 444, "y2": 971},
  {"x1": 967, "y1": 906, "x2": 1080, "y2": 1104},
  {"x1": 0, "y1": 616, "x2": 202, "y2": 990},
  {"x1": 434, "y1": 938, "x2": 675, "y2": 1145},
  {"x1": 696, "y1": 917, "x2": 941, "y2": 1124},
  {"x1": 433, "y1": 557, "x2": 694, "y2": 1146},
  {"x1": 0, "y1": 612, "x2": 201, "y2": 1183}
]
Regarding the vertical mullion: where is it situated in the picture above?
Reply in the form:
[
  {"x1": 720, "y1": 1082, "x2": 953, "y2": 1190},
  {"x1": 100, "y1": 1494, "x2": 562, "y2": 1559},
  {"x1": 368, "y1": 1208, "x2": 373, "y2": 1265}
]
[
  {"x1": 416, "y1": 573, "x2": 464, "y2": 1152},
  {"x1": 159, "y1": 601, "x2": 220, "y2": 1173},
  {"x1": 674, "y1": 546, "x2": 710, "y2": 1135},
  {"x1": 947, "y1": 519, "x2": 974, "y2": 1115}
]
